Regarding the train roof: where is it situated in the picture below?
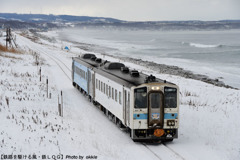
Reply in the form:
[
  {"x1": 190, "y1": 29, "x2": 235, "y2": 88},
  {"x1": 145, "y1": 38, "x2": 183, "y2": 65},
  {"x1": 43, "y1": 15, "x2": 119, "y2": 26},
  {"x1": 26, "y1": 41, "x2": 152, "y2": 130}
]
[
  {"x1": 73, "y1": 54, "x2": 101, "y2": 68},
  {"x1": 73, "y1": 54, "x2": 175, "y2": 87}
]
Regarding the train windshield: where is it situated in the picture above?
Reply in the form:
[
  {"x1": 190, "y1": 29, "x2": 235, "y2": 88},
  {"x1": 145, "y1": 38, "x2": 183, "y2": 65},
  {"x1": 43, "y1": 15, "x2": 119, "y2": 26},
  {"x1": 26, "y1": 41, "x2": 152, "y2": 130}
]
[
  {"x1": 164, "y1": 87, "x2": 177, "y2": 108},
  {"x1": 150, "y1": 93, "x2": 162, "y2": 108},
  {"x1": 134, "y1": 87, "x2": 147, "y2": 108}
]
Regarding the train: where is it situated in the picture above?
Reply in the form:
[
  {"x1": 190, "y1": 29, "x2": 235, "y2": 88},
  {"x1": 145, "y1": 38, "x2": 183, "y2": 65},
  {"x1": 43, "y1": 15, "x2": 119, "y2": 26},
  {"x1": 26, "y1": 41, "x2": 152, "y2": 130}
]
[{"x1": 72, "y1": 54, "x2": 179, "y2": 142}]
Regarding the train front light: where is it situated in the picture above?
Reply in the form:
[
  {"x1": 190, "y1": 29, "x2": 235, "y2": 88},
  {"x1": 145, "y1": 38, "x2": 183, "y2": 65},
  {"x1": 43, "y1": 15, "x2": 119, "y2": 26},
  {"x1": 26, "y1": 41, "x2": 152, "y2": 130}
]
[
  {"x1": 151, "y1": 86, "x2": 160, "y2": 90},
  {"x1": 167, "y1": 120, "x2": 175, "y2": 126}
]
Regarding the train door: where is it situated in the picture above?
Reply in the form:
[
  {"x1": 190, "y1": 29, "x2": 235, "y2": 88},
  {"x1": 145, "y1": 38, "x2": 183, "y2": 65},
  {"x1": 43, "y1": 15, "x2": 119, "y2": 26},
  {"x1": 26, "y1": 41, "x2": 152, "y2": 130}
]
[
  {"x1": 91, "y1": 72, "x2": 95, "y2": 100},
  {"x1": 88, "y1": 70, "x2": 91, "y2": 96},
  {"x1": 127, "y1": 91, "x2": 130, "y2": 126},
  {"x1": 72, "y1": 60, "x2": 74, "y2": 82},
  {"x1": 123, "y1": 89, "x2": 130, "y2": 126},
  {"x1": 148, "y1": 92, "x2": 164, "y2": 128},
  {"x1": 123, "y1": 89, "x2": 127, "y2": 125}
]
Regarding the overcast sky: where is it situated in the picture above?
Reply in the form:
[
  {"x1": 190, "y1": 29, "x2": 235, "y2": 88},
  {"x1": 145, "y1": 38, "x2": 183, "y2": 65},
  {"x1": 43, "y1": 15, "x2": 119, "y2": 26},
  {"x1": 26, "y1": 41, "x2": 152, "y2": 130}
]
[{"x1": 0, "y1": 0, "x2": 240, "y2": 21}]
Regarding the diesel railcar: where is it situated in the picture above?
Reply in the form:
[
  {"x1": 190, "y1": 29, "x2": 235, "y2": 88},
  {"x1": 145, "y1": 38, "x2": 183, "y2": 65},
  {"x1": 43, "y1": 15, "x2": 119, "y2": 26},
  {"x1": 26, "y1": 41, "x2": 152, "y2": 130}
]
[{"x1": 72, "y1": 54, "x2": 179, "y2": 142}]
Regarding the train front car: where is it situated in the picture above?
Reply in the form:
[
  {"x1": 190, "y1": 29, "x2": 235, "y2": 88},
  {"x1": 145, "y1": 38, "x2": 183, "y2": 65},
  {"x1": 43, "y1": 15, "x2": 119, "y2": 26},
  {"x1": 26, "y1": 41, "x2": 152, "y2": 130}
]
[{"x1": 130, "y1": 83, "x2": 179, "y2": 142}]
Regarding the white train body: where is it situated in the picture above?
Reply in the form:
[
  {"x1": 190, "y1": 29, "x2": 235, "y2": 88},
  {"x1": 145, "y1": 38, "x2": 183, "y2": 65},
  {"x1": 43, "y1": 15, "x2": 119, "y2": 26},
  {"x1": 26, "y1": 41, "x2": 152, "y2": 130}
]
[{"x1": 72, "y1": 54, "x2": 179, "y2": 142}]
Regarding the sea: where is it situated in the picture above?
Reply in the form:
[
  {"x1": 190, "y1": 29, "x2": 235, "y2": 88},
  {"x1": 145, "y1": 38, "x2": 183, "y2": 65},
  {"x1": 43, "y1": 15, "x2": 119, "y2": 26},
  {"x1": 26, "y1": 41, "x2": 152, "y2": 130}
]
[{"x1": 58, "y1": 29, "x2": 240, "y2": 89}]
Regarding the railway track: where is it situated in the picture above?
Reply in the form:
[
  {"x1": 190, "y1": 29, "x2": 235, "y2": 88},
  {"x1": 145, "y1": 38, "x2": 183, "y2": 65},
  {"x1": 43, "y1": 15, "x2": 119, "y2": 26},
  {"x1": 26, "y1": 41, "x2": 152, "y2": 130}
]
[
  {"x1": 34, "y1": 47, "x2": 72, "y2": 81},
  {"x1": 19, "y1": 34, "x2": 72, "y2": 81},
  {"x1": 143, "y1": 142, "x2": 185, "y2": 160},
  {"x1": 162, "y1": 143, "x2": 186, "y2": 160},
  {"x1": 142, "y1": 143, "x2": 163, "y2": 160}
]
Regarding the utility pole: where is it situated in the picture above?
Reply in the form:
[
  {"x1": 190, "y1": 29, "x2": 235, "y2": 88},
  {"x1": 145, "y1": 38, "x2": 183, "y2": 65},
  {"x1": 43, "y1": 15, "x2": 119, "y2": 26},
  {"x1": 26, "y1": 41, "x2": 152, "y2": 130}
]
[
  {"x1": 46, "y1": 77, "x2": 48, "y2": 98},
  {"x1": 39, "y1": 67, "x2": 42, "y2": 82},
  {"x1": 61, "y1": 91, "x2": 63, "y2": 117},
  {"x1": 6, "y1": 28, "x2": 9, "y2": 49},
  {"x1": 5, "y1": 27, "x2": 18, "y2": 49}
]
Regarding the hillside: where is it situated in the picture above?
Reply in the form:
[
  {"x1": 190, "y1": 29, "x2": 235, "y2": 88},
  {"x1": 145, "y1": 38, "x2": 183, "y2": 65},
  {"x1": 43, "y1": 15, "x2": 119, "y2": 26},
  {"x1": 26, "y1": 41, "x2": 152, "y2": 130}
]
[{"x1": 1, "y1": 13, "x2": 240, "y2": 30}]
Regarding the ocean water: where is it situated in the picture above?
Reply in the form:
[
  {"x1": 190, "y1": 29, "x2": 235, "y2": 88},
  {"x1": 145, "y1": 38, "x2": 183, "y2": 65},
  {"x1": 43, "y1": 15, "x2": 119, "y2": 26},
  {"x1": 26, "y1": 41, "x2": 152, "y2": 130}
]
[{"x1": 58, "y1": 29, "x2": 240, "y2": 88}]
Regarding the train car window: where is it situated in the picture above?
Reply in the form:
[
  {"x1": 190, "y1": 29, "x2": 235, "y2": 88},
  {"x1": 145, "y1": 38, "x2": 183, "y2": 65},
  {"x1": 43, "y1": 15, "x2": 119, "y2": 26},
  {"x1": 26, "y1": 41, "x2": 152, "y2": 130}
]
[
  {"x1": 104, "y1": 83, "x2": 105, "y2": 94},
  {"x1": 119, "y1": 92, "x2": 122, "y2": 104},
  {"x1": 101, "y1": 82, "x2": 103, "y2": 92},
  {"x1": 96, "y1": 79, "x2": 98, "y2": 89},
  {"x1": 75, "y1": 66, "x2": 78, "y2": 74},
  {"x1": 115, "y1": 89, "x2": 118, "y2": 102},
  {"x1": 112, "y1": 88, "x2": 114, "y2": 99},
  {"x1": 76, "y1": 67, "x2": 85, "y2": 79},
  {"x1": 106, "y1": 85, "x2": 108, "y2": 95},
  {"x1": 105, "y1": 84, "x2": 107, "y2": 95},
  {"x1": 99, "y1": 81, "x2": 100, "y2": 91},
  {"x1": 74, "y1": 66, "x2": 77, "y2": 73},
  {"x1": 134, "y1": 87, "x2": 147, "y2": 108},
  {"x1": 85, "y1": 72, "x2": 87, "y2": 80},
  {"x1": 109, "y1": 86, "x2": 111, "y2": 97},
  {"x1": 164, "y1": 87, "x2": 177, "y2": 108}
]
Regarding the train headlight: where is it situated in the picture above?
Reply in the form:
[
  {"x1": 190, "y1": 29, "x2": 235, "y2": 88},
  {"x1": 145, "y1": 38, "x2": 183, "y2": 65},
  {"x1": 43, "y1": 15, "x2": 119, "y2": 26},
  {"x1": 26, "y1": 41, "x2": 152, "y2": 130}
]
[
  {"x1": 167, "y1": 120, "x2": 175, "y2": 126},
  {"x1": 151, "y1": 86, "x2": 160, "y2": 90}
]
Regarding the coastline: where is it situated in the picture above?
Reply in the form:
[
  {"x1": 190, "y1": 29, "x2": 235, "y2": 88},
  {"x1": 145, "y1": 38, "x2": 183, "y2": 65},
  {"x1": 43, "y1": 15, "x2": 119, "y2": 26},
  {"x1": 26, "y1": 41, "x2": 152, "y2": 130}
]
[{"x1": 69, "y1": 40, "x2": 237, "y2": 90}]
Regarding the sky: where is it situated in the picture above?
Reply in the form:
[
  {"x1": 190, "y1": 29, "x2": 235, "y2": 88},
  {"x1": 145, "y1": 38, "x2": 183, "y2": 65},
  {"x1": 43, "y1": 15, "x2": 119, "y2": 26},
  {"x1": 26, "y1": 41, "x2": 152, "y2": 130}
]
[{"x1": 0, "y1": 0, "x2": 240, "y2": 21}]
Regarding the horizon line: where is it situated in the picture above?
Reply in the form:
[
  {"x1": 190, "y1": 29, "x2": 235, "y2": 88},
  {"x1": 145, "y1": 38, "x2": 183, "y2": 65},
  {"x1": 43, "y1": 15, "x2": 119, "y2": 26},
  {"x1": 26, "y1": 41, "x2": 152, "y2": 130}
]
[{"x1": 0, "y1": 12, "x2": 240, "y2": 22}]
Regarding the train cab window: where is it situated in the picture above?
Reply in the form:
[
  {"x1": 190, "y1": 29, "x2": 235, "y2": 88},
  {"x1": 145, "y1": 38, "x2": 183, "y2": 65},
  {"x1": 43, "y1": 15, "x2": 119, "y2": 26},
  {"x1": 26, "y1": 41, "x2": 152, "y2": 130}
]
[
  {"x1": 134, "y1": 87, "x2": 147, "y2": 108},
  {"x1": 115, "y1": 89, "x2": 118, "y2": 102},
  {"x1": 164, "y1": 87, "x2": 177, "y2": 108},
  {"x1": 112, "y1": 88, "x2": 114, "y2": 99},
  {"x1": 149, "y1": 93, "x2": 163, "y2": 109}
]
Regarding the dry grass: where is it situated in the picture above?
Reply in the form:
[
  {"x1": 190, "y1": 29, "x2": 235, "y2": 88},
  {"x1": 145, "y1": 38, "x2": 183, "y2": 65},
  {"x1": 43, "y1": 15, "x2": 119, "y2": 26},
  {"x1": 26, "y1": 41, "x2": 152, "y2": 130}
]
[
  {"x1": 0, "y1": 44, "x2": 23, "y2": 59},
  {"x1": 0, "y1": 44, "x2": 21, "y2": 54}
]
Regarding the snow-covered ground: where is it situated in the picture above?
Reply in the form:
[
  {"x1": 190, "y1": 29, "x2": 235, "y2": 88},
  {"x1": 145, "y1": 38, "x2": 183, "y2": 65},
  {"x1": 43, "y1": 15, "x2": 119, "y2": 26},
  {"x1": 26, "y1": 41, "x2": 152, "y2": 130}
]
[{"x1": 0, "y1": 30, "x2": 240, "y2": 160}]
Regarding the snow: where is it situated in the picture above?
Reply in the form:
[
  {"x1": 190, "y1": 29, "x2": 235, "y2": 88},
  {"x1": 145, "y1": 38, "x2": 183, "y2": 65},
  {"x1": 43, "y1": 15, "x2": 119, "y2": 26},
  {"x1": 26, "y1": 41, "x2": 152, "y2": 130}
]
[
  {"x1": 0, "y1": 30, "x2": 240, "y2": 160},
  {"x1": 185, "y1": 42, "x2": 221, "y2": 48}
]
